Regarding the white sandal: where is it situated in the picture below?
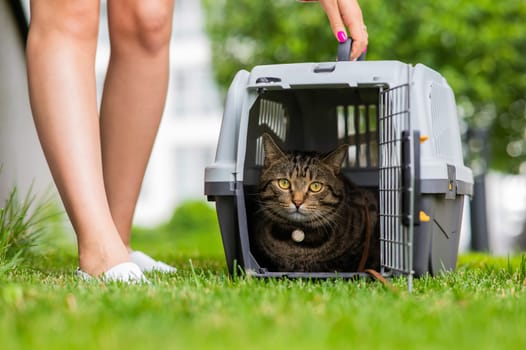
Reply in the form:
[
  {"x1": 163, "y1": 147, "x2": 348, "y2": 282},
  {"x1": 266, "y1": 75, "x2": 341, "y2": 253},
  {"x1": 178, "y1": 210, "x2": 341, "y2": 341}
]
[
  {"x1": 129, "y1": 251, "x2": 177, "y2": 273},
  {"x1": 76, "y1": 262, "x2": 149, "y2": 284}
]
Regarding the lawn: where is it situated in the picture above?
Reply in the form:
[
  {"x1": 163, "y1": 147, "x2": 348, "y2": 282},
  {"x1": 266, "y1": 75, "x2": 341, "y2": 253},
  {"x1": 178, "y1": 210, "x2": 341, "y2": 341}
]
[{"x1": 1, "y1": 200, "x2": 526, "y2": 350}]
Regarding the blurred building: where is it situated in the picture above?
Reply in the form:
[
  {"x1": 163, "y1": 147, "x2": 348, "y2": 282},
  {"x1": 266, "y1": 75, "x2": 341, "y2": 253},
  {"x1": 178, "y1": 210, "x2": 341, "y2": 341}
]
[
  {"x1": 485, "y1": 172, "x2": 526, "y2": 254},
  {"x1": 95, "y1": 0, "x2": 222, "y2": 225},
  {"x1": 0, "y1": 0, "x2": 222, "y2": 228}
]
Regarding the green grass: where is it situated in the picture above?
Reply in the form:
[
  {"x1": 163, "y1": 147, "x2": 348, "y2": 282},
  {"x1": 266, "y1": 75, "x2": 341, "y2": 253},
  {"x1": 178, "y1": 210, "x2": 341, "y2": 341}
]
[{"x1": 1, "y1": 200, "x2": 526, "y2": 350}]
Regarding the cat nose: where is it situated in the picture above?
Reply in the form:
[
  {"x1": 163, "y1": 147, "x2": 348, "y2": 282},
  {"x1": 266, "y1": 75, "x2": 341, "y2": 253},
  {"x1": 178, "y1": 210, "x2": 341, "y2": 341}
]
[{"x1": 292, "y1": 193, "x2": 304, "y2": 208}]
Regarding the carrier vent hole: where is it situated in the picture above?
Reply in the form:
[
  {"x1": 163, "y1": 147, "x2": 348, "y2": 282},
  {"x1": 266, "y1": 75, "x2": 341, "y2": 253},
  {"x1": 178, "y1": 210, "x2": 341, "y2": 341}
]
[
  {"x1": 337, "y1": 104, "x2": 379, "y2": 168},
  {"x1": 255, "y1": 99, "x2": 289, "y2": 166}
]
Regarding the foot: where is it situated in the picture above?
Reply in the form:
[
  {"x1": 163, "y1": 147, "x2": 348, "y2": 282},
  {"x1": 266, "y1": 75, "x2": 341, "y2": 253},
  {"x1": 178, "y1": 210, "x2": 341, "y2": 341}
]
[
  {"x1": 77, "y1": 262, "x2": 149, "y2": 283},
  {"x1": 129, "y1": 251, "x2": 177, "y2": 273},
  {"x1": 78, "y1": 232, "x2": 131, "y2": 277}
]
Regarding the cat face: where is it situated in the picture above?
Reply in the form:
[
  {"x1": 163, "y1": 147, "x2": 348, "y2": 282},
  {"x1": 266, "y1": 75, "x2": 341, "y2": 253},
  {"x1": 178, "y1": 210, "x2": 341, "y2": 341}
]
[{"x1": 259, "y1": 133, "x2": 348, "y2": 227}]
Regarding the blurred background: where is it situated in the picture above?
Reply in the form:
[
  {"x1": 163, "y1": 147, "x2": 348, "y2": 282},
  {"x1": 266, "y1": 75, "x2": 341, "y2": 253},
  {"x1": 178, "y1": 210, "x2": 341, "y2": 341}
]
[{"x1": 1, "y1": 0, "x2": 525, "y2": 255}]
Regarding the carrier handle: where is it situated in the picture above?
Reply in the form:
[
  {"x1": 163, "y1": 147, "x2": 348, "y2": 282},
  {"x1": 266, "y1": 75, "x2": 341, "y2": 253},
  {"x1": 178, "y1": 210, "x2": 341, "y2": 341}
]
[{"x1": 337, "y1": 38, "x2": 366, "y2": 62}]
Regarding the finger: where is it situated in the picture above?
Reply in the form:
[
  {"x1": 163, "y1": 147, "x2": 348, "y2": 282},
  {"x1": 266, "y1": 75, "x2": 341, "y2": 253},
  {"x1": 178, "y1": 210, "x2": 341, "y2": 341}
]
[
  {"x1": 318, "y1": 0, "x2": 348, "y2": 43},
  {"x1": 338, "y1": 0, "x2": 368, "y2": 60}
]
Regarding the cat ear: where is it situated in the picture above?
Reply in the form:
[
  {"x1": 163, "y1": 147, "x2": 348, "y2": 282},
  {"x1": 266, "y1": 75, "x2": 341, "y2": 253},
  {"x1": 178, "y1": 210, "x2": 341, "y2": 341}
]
[
  {"x1": 323, "y1": 144, "x2": 349, "y2": 174},
  {"x1": 262, "y1": 133, "x2": 285, "y2": 166}
]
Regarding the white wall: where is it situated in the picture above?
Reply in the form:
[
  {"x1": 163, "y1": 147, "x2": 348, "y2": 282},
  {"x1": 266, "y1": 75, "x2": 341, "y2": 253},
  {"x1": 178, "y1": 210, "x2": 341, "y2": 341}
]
[{"x1": 0, "y1": 1, "x2": 55, "y2": 204}]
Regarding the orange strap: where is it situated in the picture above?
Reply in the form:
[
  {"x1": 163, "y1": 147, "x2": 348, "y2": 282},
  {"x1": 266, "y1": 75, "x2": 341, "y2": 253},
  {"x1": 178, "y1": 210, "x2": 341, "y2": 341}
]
[
  {"x1": 365, "y1": 269, "x2": 398, "y2": 293},
  {"x1": 357, "y1": 204, "x2": 371, "y2": 272}
]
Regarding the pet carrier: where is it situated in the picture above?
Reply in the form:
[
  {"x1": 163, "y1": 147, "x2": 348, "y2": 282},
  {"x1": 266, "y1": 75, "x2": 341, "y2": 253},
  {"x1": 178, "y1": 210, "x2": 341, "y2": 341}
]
[{"x1": 205, "y1": 40, "x2": 473, "y2": 287}]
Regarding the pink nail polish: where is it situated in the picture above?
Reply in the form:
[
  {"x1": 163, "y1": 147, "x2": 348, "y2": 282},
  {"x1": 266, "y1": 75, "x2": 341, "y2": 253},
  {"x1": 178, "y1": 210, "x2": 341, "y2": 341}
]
[{"x1": 337, "y1": 31, "x2": 347, "y2": 43}]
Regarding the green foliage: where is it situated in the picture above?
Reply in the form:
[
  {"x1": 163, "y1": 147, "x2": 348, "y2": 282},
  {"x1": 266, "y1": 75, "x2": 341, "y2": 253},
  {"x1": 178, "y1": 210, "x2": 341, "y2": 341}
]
[
  {"x1": 165, "y1": 200, "x2": 218, "y2": 235},
  {"x1": 131, "y1": 200, "x2": 224, "y2": 258},
  {"x1": 203, "y1": 0, "x2": 335, "y2": 89},
  {"x1": 1, "y1": 253, "x2": 526, "y2": 350},
  {"x1": 202, "y1": 0, "x2": 526, "y2": 172},
  {"x1": 0, "y1": 186, "x2": 57, "y2": 275},
  {"x1": 1, "y1": 193, "x2": 526, "y2": 349}
]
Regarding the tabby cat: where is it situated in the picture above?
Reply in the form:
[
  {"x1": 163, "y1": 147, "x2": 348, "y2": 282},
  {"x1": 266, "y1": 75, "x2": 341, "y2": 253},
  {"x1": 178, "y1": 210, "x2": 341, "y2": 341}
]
[{"x1": 252, "y1": 133, "x2": 379, "y2": 272}]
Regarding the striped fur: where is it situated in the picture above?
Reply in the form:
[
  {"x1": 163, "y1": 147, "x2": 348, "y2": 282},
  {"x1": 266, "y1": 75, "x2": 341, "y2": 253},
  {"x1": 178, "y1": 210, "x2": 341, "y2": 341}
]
[{"x1": 251, "y1": 133, "x2": 379, "y2": 272}]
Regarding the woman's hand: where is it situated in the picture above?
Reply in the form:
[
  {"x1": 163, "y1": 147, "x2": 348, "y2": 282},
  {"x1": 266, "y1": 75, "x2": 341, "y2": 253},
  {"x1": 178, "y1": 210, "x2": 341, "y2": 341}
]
[{"x1": 300, "y1": 0, "x2": 368, "y2": 60}]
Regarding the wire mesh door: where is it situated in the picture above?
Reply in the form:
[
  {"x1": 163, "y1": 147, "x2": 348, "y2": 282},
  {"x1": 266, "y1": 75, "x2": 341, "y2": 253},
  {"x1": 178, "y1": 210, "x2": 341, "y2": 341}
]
[{"x1": 379, "y1": 83, "x2": 414, "y2": 290}]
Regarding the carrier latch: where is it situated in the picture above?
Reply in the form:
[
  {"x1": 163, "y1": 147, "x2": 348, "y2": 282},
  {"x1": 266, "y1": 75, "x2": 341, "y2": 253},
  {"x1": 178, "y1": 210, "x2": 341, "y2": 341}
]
[{"x1": 446, "y1": 164, "x2": 457, "y2": 199}]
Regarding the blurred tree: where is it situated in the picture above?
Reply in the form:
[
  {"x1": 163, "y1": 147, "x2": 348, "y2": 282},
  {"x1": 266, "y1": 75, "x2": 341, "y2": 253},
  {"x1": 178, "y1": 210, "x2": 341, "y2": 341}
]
[{"x1": 203, "y1": 0, "x2": 526, "y2": 173}]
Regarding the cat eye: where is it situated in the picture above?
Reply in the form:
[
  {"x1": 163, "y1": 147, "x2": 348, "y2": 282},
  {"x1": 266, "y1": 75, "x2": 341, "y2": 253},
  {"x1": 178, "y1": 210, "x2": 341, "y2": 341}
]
[
  {"x1": 277, "y1": 178, "x2": 291, "y2": 190},
  {"x1": 309, "y1": 182, "x2": 323, "y2": 193}
]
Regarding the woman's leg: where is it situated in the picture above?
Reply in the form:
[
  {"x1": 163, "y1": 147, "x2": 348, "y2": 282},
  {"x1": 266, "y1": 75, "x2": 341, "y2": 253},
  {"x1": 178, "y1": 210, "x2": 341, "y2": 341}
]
[
  {"x1": 26, "y1": 0, "x2": 130, "y2": 276},
  {"x1": 100, "y1": 0, "x2": 175, "y2": 248}
]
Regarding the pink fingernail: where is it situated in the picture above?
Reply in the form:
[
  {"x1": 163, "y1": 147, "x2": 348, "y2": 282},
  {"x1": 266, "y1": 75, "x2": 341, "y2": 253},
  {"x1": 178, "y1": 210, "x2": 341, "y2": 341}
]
[{"x1": 337, "y1": 31, "x2": 347, "y2": 43}]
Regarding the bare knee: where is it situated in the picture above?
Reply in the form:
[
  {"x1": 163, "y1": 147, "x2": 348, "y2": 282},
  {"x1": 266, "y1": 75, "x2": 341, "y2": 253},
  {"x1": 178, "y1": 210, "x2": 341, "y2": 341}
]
[
  {"x1": 133, "y1": 1, "x2": 174, "y2": 52},
  {"x1": 109, "y1": 1, "x2": 174, "y2": 54},
  {"x1": 28, "y1": 1, "x2": 99, "y2": 43}
]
